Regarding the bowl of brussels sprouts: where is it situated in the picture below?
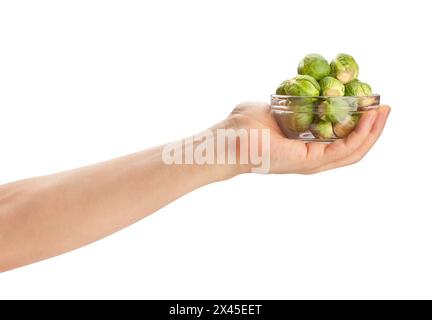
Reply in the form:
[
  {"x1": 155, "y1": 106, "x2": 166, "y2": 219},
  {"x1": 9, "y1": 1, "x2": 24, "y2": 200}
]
[{"x1": 271, "y1": 54, "x2": 380, "y2": 142}]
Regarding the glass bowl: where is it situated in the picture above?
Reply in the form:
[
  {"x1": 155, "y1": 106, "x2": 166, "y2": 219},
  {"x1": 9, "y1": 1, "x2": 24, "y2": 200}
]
[{"x1": 271, "y1": 94, "x2": 380, "y2": 142}]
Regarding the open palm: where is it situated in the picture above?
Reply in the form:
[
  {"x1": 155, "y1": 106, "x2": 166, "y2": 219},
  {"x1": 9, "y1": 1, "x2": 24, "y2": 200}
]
[{"x1": 228, "y1": 101, "x2": 390, "y2": 174}]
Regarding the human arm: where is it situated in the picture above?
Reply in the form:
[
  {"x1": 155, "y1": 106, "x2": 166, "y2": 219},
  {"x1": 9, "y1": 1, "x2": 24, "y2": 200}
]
[{"x1": 0, "y1": 102, "x2": 390, "y2": 272}]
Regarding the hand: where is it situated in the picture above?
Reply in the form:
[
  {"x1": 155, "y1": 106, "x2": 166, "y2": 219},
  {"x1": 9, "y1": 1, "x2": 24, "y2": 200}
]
[{"x1": 227, "y1": 101, "x2": 390, "y2": 174}]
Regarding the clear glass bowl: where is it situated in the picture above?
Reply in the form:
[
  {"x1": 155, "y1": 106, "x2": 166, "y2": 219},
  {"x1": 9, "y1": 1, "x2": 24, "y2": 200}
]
[{"x1": 271, "y1": 94, "x2": 380, "y2": 142}]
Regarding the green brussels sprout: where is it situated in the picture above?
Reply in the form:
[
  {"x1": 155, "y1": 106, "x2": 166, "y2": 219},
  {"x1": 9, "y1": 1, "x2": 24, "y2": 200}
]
[
  {"x1": 286, "y1": 104, "x2": 314, "y2": 133},
  {"x1": 297, "y1": 54, "x2": 330, "y2": 81},
  {"x1": 345, "y1": 79, "x2": 372, "y2": 96},
  {"x1": 309, "y1": 120, "x2": 334, "y2": 139},
  {"x1": 285, "y1": 75, "x2": 320, "y2": 96},
  {"x1": 276, "y1": 79, "x2": 290, "y2": 95},
  {"x1": 333, "y1": 114, "x2": 359, "y2": 138},
  {"x1": 358, "y1": 97, "x2": 377, "y2": 108},
  {"x1": 330, "y1": 53, "x2": 359, "y2": 84},
  {"x1": 318, "y1": 98, "x2": 350, "y2": 123},
  {"x1": 357, "y1": 95, "x2": 380, "y2": 110},
  {"x1": 319, "y1": 76, "x2": 345, "y2": 96},
  {"x1": 345, "y1": 80, "x2": 374, "y2": 107}
]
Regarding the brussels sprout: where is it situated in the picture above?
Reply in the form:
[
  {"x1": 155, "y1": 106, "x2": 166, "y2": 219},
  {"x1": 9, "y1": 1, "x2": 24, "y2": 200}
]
[
  {"x1": 318, "y1": 98, "x2": 350, "y2": 123},
  {"x1": 330, "y1": 54, "x2": 359, "y2": 84},
  {"x1": 309, "y1": 120, "x2": 334, "y2": 139},
  {"x1": 345, "y1": 80, "x2": 374, "y2": 107},
  {"x1": 276, "y1": 79, "x2": 290, "y2": 95},
  {"x1": 298, "y1": 54, "x2": 330, "y2": 81},
  {"x1": 319, "y1": 76, "x2": 345, "y2": 96},
  {"x1": 286, "y1": 104, "x2": 314, "y2": 133},
  {"x1": 345, "y1": 79, "x2": 372, "y2": 96},
  {"x1": 285, "y1": 75, "x2": 320, "y2": 96},
  {"x1": 333, "y1": 114, "x2": 359, "y2": 138}
]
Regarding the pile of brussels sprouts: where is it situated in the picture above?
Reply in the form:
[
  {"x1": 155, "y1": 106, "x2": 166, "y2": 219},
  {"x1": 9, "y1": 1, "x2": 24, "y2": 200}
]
[{"x1": 275, "y1": 54, "x2": 375, "y2": 139}]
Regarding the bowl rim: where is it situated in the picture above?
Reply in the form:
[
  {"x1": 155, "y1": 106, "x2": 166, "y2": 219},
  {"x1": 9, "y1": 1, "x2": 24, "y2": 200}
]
[{"x1": 271, "y1": 94, "x2": 380, "y2": 99}]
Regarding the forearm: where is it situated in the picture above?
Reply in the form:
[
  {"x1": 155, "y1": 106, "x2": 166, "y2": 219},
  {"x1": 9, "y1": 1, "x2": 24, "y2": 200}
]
[{"x1": 0, "y1": 139, "x2": 238, "y2": 272}]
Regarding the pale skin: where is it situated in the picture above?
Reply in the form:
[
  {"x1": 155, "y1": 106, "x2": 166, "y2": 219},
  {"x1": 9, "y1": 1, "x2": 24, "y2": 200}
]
[{"x1": 0, "y1": 102, "x2": 390, "y2": 272}]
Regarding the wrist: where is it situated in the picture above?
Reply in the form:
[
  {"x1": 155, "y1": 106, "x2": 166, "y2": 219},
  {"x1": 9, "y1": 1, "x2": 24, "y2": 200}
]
[
  {"x1": 160, "y1": 119, "x2": 253, "y2": 185},
  {"x1": 209, "y1": 117, "x2": 269, "y2": 176},
  {"x1": 207, "y1": 118, "x2": 253, "y2": 179}
]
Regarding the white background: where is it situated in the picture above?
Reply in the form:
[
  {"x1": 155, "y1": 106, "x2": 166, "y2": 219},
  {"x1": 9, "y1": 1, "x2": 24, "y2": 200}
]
[{"x1": 0, "y1": 0, "x2": 431, "y2": 299}]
